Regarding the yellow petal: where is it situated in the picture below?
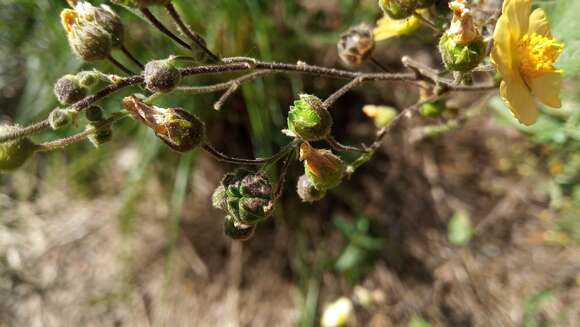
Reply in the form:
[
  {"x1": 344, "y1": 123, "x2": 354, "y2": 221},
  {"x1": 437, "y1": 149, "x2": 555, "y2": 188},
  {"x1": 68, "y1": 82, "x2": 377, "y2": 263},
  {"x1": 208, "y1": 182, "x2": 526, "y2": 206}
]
[
  {"x1": 529, "y1": 8, "x2": 551, "y2": 36},
  {"x1": 500, "y1": 78, "x2": 538, "y2": 125},
  {"x1": 502, "y1": 0, "x2": 531, "y2": 39},
  {"x1": 529, "y1": 72, "x2": 562, "y2": 108},
  {"x1": 491, "y1": 15, "x2": 514, "y2": 79}
]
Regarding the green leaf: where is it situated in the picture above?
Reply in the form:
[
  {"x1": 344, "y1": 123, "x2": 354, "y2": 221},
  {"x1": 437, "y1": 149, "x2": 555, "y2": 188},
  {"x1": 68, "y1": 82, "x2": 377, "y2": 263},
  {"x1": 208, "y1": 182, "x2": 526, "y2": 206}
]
[
  {"x1": 523, "y1": 289, "x2": 554, "y2": 327},
  {"x1": 534, "y1": 0, "x2": 580, "y2": 76},
  {"x1": 448, "y1": 210, "x2": 474, "y2": 246}
]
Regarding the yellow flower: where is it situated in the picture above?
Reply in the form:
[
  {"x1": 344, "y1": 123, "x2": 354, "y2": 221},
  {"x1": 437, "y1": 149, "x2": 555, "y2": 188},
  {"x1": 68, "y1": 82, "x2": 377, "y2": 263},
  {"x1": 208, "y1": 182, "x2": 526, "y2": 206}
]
[
  {"x1": 491, "y1": 0, "x2": 565, "y2": 125},
  {"x1": 373, "y1": 13, "x2": 420, "y2": 41}
]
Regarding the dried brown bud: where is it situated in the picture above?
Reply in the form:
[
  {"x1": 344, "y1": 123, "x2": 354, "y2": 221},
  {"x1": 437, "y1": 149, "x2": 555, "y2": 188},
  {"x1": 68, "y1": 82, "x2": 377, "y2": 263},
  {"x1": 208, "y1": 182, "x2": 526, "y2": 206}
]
[
  {"x1": 122, "y1": 96, "x2": 205, "y2": 152},
  {"x1": 337, "y1": 23, "x2": 375, "y2": 66}
]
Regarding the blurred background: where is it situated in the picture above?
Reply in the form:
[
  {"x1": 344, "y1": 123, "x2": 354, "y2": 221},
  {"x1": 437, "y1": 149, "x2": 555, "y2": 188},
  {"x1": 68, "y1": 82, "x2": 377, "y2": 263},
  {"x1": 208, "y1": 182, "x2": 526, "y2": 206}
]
[{"x1": 0, "y1": 0, "x2": 579, "y2": 326}]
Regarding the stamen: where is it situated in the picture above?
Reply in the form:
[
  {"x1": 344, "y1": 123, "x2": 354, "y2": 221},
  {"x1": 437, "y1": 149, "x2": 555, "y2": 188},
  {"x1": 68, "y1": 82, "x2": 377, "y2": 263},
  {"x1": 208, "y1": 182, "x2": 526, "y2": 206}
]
[{"x1": 518, "y1": 33, "x2": 564, "y2": 79}]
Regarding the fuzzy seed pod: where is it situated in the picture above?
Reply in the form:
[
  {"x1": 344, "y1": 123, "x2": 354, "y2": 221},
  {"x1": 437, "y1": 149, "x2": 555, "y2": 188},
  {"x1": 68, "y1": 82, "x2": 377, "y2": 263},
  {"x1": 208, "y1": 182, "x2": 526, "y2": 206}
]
[
  {"x1": 296, "y1": 174, "x2": 326, "y2": 203},
  {"x1": 122, "y1": 96, "x2": 205, "y2": 152},
  {"x1": 85, "y1": 106, "x2": 105, "y2": 123},
  {"x1": 438, "y1": 33, "x2": 485, "y2": 72},
  {"x1": 92, "y1": 4, "x2": 124, "y2": 47},
  {"x1": 54, "y1": 74, "x2": 88, "y2": 105},
  {"x1": 337, "y1": 23, "x2": 375, "y2": 66},
  {"x1": 299, "y1": 143, "x2": 346, "y2": 191},
  {"x1": 224, "y1": 215, "x2": 256, "y2": 241},
  {"x1": 87, "y1": 123, "x2": 113, "y2": 148},
  {"x1": 76, "y1": 70, "x2": 101, "y2": 89},
  {"x1": 378, "y1": 0, "x2": 418, "y2": 20},
  {"x1": 61, "y1": 6, "x2": 113, "y2": 61},
  {"x1": 111, "y1": 0, "x2": 172, "y2": 8},
  {"x1": 0, "y1": 126, "x2": 35, "y2": 171},
  {"x1": 48, "y1": 109, "x2": 70, "y2": 130},
  {"x1": 144, "y1": 59, "x2": 182, "y2": 93},
  {"x1": 287, "y1": 94, "x2": 332, "y2": 141}
]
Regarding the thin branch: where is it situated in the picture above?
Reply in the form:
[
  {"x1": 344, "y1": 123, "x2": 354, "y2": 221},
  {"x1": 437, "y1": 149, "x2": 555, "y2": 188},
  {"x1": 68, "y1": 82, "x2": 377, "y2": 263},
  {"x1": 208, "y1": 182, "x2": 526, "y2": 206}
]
[
  {"x1": 273, "y1": 150, "x2": 295, "y2": 201},
  {"x1": 0, "y1": 120, "x2": 50, "y2": 143},
  {"x1": 165, "y1": 3, "x2": 219, "y2": 62},
  {"x1": 121, "y1": 45, "x2": 145, "y2": 69},
  {"x1": 34, "y1": 114, "x2": 128, "y2": 152},
  {"x1": 325, "y1": 135, "x2": 369, "y2": 153},
  {"x1": 201, "y1": 143, "x2": 269, "y2": 166},
  {"x1": 140, "y1": 8, "x2": 192, "y2": 51},
  {"x1": 323, "y1": 76, "x2": 366, "y2": 108},
  {"x1": 413, "y1": 12, "x2": 440, "y2": 33}
]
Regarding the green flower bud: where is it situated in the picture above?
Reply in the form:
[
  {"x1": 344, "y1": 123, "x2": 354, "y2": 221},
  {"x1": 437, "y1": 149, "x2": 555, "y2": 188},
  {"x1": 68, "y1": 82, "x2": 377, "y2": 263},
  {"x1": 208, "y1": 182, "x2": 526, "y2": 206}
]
[
  {"x1": 122, "y1": 96, "x2": 205, "y2": 152},
  {"x1": 238, "y1": 197, "x2": 273, "y2": 225},
  {"x1": 299, "y1": 143, "x2": 346, "y2": 191},
  {"x1": 87, "y1": 123, "x2": 113, "y2": 148},
  {"x1": 287, "y1": 94, "x2": 332, "y2": 141},
  {"x1": 54, "y1": 74, "x2": 88, "y2": 105},
  {"x1": 337, "y1": 23, "x2": 375, "y2": 66},
  {"x1": 378, "y1": 0, "x2": 417, "y2": 20},
  {"x1": 438, "y1": 31, "x2": 485, "y2": 72},
  {"x1": 85, "y1": 106, "x2": 105, "y2": 123},
  {"x1": 212, "y1": 185, "x2": 227, "y2": 210},
  {"x1": 296, "y1": 174, "x2": 326, "y2": 203},
  {"x1": 61, "y1": 7, "x2": 113, "y2": 61},
  {"x1": 0, "y1": 126, "x2": 35, "y2": 171},
  {"x1": 214, "y1": 170, "x2": 275, "y2": 226},
  {"x1": 419, "y1": 100, "x2": 446, "y2": 117},
  {"x1": 48, "y1": 108, "x2": 70, "y2": 130},
  {"x1": 144, "y1": 58, "x2": 182, "y2": 93},
  {"x1": 224, "y1": 215, "x2": 255, "y2": 241},
  {"x1": 111, "y1": 0, "x2": 172, "y2": 8},
  {"x1": 76, "y1": 70, "x2": 101, "y2": 89}
]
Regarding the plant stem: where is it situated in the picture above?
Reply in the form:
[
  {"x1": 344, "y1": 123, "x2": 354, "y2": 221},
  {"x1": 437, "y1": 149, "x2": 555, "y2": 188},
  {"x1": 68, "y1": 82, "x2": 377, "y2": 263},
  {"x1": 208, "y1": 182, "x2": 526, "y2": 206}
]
[
  {"x1": 140, "y1": 8, "x2": 192, "y2": 51},
  {"x1": 107, "y1": 55, "x2": 134, "y2": 75},
  {"x1": 121, "y1": 45, "x2": 144, "y2": 70}
]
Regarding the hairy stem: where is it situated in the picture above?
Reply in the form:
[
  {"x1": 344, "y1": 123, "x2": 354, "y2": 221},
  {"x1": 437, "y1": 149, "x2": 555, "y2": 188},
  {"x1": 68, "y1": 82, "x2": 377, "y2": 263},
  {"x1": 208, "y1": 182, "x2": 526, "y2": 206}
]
[{"x1": 140, "y1": 8, "x2": 191, "y2": 51}]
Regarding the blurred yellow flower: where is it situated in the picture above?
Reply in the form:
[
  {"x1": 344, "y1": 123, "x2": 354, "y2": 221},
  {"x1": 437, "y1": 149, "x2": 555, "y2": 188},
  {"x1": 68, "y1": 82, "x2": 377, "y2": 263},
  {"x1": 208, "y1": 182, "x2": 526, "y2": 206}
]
[
  {"x1": 321, "y1": 297, "x2": 353, "y2": 327},
  {"x1": 491, "y1": 0, "x2": 565, "y2": 125},
  {"x1": 373, "y1": 13, "x2": 420, "y2": 41}
]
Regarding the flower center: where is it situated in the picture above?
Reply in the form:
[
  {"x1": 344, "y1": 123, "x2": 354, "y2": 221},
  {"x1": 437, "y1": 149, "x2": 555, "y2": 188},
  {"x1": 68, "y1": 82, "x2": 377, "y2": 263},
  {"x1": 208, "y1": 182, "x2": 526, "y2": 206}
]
[{"x1": 518, "y1": 33, "x2": 564, "y2": 79}]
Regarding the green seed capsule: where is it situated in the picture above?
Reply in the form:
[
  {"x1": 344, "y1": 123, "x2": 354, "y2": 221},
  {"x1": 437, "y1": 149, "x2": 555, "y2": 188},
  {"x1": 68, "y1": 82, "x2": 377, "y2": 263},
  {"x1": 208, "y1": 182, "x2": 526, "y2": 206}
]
[
  {"x1": 438, "y1": 33, "x2": 485, "y2": 72},
  {"x1": 0, "y1": 126, "x2": 35, "y2": 171},
  {"x1": 85, "y1": 106, "x2": 105, "y2": 123},
  {"x1": 287, "y1": 94, "x2": 332, "y2": 141},
  {"x1": 48, "y1": 108, "x2": 70, "y2": 130}
]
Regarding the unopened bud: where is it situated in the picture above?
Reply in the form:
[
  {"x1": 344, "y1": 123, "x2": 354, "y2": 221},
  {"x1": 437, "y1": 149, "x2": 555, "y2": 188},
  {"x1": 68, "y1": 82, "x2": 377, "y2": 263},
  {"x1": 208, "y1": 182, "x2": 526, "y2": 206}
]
[
  {"x1": 144, "y1": 58, "x2": 182, "y2": 93},
  {"x1": 87, "y1": 123, "x2": 113, "y2": 147},
  {"x1": 224, "y1": 215, "x2": 256, "y2": 241},
  {"x1": 61, "y1": 6, "x2": 113, "y2": 61},
  {"x1": 378, "y1": 0, "x2": 417, "y2": 20},
  {"x1": 299, "y1": 143, "x2": 346, "y2": 191},
  {"x1": 122, "y1": 96, "x2": 205, "y2": 152},
  {"x1": 296, "y1": 174, "x2": 326, "y2": 203},
  {"x1": 48, "y1": 109, "x2": 70, "y2": 130},
  {"x1": 287, "y1": 94, "x2": 332, "y2": 141},
  {"x1": 0, "y1": 125, "x2": 35, "y2": 171},
  {"x1": 85, "y1": 106, "x2": 105, "y2": 122},
  {"x1": 54, "y1": 74, "x2": 88, "y2": 105},
  {"x1": 337, "y1": 23, "x2": 375, "y2": 66},
  {"x1": 362, "y1": 105, "x2": 397, "y2": 128}
]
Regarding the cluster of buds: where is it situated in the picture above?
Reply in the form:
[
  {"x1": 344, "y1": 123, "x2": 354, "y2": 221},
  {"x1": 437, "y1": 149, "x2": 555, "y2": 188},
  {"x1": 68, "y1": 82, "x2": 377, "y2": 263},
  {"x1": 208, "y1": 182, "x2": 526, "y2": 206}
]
[
  {"x1": 212, "y1": 171, "x2": 275, "y2": 240},
  {"x1": 84, "y1": 106, "x2": 113, "y2": 147},
  {"x1": 438, "y1": 0, "x2": 485, "y2": 72},
  {"x1": 337, "y1": 23, "x2": 376, "y2": 66},
  {"x1": 122, "y1": 96, "x2": 205, "y2": 152},
  {"x1": 378, "y1": 0, "x2": 434, "y2": 20},
  {"x1": 111, "y1": 0, "x2": 172, "y2": 8},
  {"x1": 0, "y1": 125, "x2": 36, "y2": 171},
  {"x1": 61, "y1": 1, "x2": 124, "y2": 61},
  {"x1": 287, "y1": 94, "x2": 333, "y2": 141},
  {"x1": 297, "y1": 143, "x2": 346, "y2": 202},
  {"x1": 144, "y1": 57, "x2": 182, "y2": 93}
]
